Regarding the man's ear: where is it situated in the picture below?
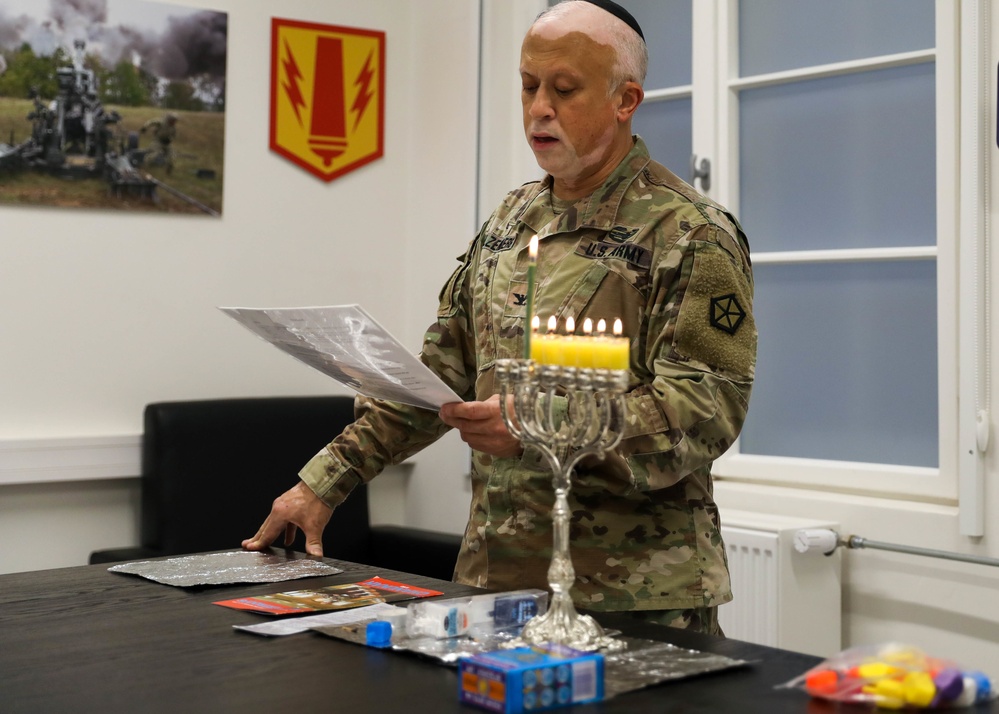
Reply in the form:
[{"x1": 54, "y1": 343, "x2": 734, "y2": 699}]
[{"x1": 616, "y1": 81, "x2": 644, "y2": 122}]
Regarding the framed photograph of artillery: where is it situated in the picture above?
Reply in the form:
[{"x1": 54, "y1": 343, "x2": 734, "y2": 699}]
[{"x1": 0, "y1": 0, "x2": 227, "y2": 216}]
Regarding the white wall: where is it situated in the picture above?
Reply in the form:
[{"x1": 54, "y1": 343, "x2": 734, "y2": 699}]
[{"x1": 0, "y1": 0, "x2": 479, "y2": 573}]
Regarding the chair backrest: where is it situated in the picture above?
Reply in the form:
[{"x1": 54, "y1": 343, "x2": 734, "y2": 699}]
[{"x1": 140, "y1": 396, "x2": 372, "y2": 561}]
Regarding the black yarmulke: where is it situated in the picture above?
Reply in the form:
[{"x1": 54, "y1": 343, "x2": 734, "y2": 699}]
[{"x1": 580, "y1": 0, "x2": 645, "y2": 42}]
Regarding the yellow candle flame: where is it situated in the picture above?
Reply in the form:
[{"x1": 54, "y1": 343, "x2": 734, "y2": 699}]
[
  {"x1": 596, "y1": 318, "x2": 606, "y2": 334},
  {"x1": 613, "y1": 318, "x2": 623, "y2": 337},
  {"x1": 531, "y1": 314, "x2": 540, "y2": 331},
  {"x1": 565, "y1": 316, "x2": 575, "y2": 334},
  {"x1": 582, "y1": 318, "x2": 593, "y2": 335},
  {"x1": 547, "y1": 315, "x2": 557, "y2": 332}
]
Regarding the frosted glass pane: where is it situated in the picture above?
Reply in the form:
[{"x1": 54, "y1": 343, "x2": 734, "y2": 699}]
[
  {"x1": 740, "y1": 261, "x2": 938, "y2": 468},
  {"x1": 633, "y1": 97, "x2": 691, "y2": 181},
  {"x1": 618, "y1": 0, "x2": 691, "y2": 88},
  {"x1": 739, "y1": 0, "x2": 934, "y2": 76},
  {"x1": 739, "y1": 63, "x2": 935, "y2": 252}
]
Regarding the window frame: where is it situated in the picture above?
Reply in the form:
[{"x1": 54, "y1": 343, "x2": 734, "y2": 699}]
[{"x1": 709, "y1": 0, "x2": 964, "y2": 512}]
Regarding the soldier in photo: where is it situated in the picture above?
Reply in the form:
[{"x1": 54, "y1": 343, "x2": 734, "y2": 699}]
[
  {"x1": 244, "y1": 0, "x2": 757, "y2": 636},
  {"x1": 141, "y1": 112, "x2": 179, "y2": 174}
]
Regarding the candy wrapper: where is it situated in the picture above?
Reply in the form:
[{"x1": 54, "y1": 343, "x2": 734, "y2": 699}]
[{"x1": 778, "y1": 643, "x2": 995, "y2": 709}]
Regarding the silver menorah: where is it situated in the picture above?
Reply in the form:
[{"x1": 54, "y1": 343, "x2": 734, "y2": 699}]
[{"x1": 495, "y1": 357, "x2": 629, "y2": 651}]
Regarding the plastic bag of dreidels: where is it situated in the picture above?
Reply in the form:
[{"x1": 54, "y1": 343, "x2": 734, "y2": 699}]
[{"x1": 778, "y1": 643, "x2": 995, "y2": 709}]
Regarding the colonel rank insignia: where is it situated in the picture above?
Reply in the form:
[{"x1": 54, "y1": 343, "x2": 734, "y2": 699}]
[{"x1": 270, "y1": 18, "x2": 385, "y2": 182}]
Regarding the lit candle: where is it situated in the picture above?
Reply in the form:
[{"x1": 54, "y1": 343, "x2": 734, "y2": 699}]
[
  {"x1": 610, "y1": 318, "x2": 630, "y2": 370},
  {"x1": 529, "y1": 314, "x2": 542, "y2": 362},
  {"x1": 542, "y1": 315, "x2": 558, "y2": 365},
  {"x1": 563, "y1": 316, "x2": 576, "y2": 367},
  {"x1": 523, "y1": 235, "x2": 539, "y2": 359},
  {"x1": 591, "y1": 318, "x2": 609, "y2": 368},
  {"x1": 578, "y1": 318, "x2": 595, "y2": 368}
]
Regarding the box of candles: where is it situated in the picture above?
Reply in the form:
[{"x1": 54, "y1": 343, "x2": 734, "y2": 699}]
[{"x1": 459, "y1": 644, "x2": 604, "y2": 713}]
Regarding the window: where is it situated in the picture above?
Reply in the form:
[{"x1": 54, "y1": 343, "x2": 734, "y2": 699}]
[{"x1": 710, "y1": 0, "x2": 963, "y2": 509}]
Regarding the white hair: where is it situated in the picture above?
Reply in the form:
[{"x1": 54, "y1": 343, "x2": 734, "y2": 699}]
[{"x1": 535, "y1": 0, "x2": 649, "y2": 90}]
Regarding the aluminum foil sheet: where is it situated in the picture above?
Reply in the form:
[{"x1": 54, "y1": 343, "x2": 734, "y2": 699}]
[
  {"x1": 601, "y1": 637, "x2": 748, "y2": 697},
  {"x1": 108, "y1": 551, "x2": 343, "y2": 587},
  {"x1": 313, "y1": 620, "x2": 747, "y2": 699}
]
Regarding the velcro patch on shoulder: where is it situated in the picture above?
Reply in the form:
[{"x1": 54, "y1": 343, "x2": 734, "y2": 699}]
[
  {"x1": 575, "y1": 239, "x2": 651, "y2": 269},
  {"x1": 673, "y1": 243, "x2": 756, "y2": 378}
]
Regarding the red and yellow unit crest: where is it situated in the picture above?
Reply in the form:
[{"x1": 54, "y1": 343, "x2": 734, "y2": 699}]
[{"x1": 270, "y1": 18, "x2": 385, "y2": 182}]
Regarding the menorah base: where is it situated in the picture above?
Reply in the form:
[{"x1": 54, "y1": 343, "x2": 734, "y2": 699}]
[{"x1": 520, "y1": 594, "x2": 623, "y2": 652}]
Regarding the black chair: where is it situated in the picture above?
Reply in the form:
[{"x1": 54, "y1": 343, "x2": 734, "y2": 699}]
[{"x1": 88, "y1": 396, "x2": 462, "y2": 582}]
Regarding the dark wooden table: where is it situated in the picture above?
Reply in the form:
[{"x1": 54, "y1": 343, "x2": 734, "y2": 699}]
[{"x1": 1, "y1": 551, "x2": 992, "y2": 713}]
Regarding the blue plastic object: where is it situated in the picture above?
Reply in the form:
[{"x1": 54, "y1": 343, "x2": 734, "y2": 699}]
[{"x1": 365, "y1": 620, "x2": 393, "y2": 648}]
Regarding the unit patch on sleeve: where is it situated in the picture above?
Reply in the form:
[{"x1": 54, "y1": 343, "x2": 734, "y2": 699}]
[{"x1": 709, "y1": 294, "x2": 746, "y2": 335}]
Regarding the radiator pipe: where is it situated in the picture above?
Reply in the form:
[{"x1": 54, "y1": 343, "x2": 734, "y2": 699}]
[
  {"x1": 841, "y1": 535, "x2": 999, "y2": 569},
  {"x1": 793, "y1": 528, "x2": 999, "y2": 568}
]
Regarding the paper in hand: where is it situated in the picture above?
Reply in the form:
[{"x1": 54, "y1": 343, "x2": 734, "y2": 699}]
[{"x1": 220, "y1": 304, "x2": 462, "y2": 410}]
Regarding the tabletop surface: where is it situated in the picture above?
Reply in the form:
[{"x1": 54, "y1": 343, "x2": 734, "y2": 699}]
[{"x1": 1, "y1": 550, "x2": 992, "y2": 714}]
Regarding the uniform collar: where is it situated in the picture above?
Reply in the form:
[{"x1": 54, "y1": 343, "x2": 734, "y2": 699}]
[{"x1": 518, "y1": 136, "x2": 652, "y2": 237}]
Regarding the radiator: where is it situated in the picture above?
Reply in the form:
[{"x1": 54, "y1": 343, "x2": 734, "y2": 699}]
[{"x1": 718, "y1": 510, "x2": 842, "y2": 657}]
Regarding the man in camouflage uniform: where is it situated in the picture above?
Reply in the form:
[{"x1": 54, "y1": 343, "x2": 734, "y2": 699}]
[
  {"x1": 141, "y1": 112, "x2": 178, "y2": 175},
  {"x1": 244, "y1": 0, "x2": 756, "y2": 635}
]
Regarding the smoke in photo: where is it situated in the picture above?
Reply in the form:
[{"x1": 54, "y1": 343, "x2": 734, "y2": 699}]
[{"x1": 0, "y1": 0, "x2": 227, "y2": 104}]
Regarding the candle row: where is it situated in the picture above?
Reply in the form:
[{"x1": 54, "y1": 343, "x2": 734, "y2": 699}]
[{"x1": 529, "y1": 316, "x2": 630, "y2": 370}]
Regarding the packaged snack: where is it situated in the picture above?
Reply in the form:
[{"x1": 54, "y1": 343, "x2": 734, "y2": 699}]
[{"x1": 405, "y1": 589, "x2": 548, "y2": 639}]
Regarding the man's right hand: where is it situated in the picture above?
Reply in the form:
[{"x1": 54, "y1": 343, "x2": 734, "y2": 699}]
[{"x1": 241, "y1": 481, "x2": 333, "y2": 557}]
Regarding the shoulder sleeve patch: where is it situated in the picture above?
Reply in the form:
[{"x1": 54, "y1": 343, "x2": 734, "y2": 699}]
[{"x1": 672, "y1": 242, "x2": 756, "y2": 379}]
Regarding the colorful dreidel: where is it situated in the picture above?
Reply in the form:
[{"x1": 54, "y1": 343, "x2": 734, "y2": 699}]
[
  {"x1": 804, "y1": 669, "x2": 839, "y2": 696},
  {"x1": 902, "y1": 670, "x2": 936, "y2": 707}
]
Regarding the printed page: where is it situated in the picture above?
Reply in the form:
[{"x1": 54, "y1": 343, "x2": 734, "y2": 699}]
[
  {"x1": 220, "y1": 304, "x2": 461, "y2": 410},
  {"x1": 215, "y1": 576, "x2": 443, "y2": 616}
]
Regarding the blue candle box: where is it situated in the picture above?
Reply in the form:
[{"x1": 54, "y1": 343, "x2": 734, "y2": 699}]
[{"x1": 458, "y1": 644, "x2": 604, "y2": 713}]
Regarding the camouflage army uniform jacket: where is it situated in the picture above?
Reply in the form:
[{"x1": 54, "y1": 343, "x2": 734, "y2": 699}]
[{"x1": 300, "y1": 137, "x2": 756, "y2": 612}]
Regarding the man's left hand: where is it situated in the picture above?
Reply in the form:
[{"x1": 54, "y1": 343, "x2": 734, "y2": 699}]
[{"x1": 439, "y1": 394, "x2": 522, "y2": 458}]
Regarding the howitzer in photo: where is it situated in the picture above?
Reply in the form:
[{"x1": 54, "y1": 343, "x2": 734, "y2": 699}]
[{"x1": 0, "y1": 0, "x2": 227, "y2": 216}]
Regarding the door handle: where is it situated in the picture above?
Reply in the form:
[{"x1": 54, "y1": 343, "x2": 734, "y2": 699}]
[{"x1": 690, "y1": 154, "x2": 711, "y2": 192}]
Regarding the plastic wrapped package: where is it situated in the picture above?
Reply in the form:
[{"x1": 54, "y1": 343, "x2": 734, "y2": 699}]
[
  {"x1": 404, "y1": 590, "x2": 549, "y2": 639},
  {"x1": 778, "y1": 643, "x2": 996, "y2": 709}
]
